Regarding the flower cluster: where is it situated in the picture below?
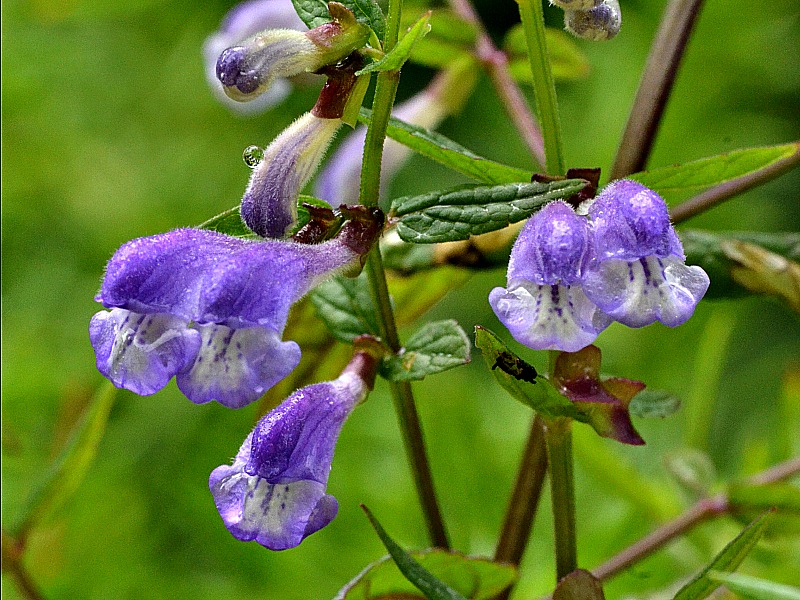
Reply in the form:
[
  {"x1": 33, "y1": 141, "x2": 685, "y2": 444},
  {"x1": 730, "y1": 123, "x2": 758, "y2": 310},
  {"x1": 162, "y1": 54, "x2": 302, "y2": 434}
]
[
  {"x1": 490, "y1": 180, "x2": 710, "y2": 352},
  {"x1": 551, "y1": 0, "x2": 622, "y2": 41}
]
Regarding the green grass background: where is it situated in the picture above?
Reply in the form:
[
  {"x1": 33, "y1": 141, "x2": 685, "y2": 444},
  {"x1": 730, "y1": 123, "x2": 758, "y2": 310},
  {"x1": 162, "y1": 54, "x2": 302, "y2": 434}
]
[{"x1": 2, "y1": 0, "x2": 799, "y2": 598}]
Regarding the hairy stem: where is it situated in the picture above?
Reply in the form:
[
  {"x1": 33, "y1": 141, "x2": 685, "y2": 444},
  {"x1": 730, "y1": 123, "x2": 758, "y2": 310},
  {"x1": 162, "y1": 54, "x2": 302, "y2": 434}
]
[
  {"x1": 611, "y1": 0, "x2": 705, "y2": 179},
  {"x1": 447, "y1": 0, "x2": 546, "y2": 168},
  {"x1": 358, "y1": 0, "x2": 450, "y2": 549},
  {"x1": 545, "y1": 416, "x2": 577, "y2": 581},
  {"x1": 591, "y1": 456, "x2": 800, "y2": 582},
  {"x1": 516, "y1": 0, "x2": 566, "y2": 175},
  {"x1": 670, "y1": 143, "x2": 800, "y2": 224}
]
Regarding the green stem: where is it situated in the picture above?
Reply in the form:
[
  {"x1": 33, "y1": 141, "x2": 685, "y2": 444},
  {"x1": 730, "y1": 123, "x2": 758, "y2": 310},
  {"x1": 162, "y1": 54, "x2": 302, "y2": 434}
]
[
  {"x1": 516, "y1": 0, "x2": 565, "y2": 175},
  {"x1": 358, "y1": 0, "x2": 450, "y2": 549},
  {"x1": 545, "y1": 416, "x2": 577, "y2": 581}
]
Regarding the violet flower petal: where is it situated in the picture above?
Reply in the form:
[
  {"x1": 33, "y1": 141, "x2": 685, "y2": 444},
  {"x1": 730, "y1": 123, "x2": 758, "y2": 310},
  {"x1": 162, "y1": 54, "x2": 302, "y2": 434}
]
[{"x1": 89, "y1": 309, "x2": 201, "y2": 396}]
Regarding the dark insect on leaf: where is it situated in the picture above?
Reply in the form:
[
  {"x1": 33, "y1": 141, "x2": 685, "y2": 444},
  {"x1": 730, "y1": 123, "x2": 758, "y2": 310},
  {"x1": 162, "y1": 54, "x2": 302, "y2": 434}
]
[{"x1": 491, "y1": 351, "x2": 538, "y2": 384}]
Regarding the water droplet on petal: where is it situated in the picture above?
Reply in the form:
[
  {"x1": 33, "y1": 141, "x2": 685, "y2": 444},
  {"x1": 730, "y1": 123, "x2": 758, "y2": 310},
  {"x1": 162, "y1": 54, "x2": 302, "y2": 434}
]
[{"x1": 243, "y1": 145, "x2": 264, "y2": 168}]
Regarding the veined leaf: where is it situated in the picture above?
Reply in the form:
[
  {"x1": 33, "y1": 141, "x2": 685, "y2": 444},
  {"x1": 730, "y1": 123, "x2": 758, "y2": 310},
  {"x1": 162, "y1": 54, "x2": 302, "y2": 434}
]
[
  {"x1": 391, "y1": 179, "x2": 587, "y2": 243},
  {"x1": 291, "y1": 0, "x2": 385, "y2": 40},
  {"x1": 628, "y1": 143, "x2": 800, "y2": 198},
  {"x1": 360, "y1": 108, "x2": 532, "y2": 184},
  {"x1": 381, "y1": 319, "x2": 471, "y2": 381},
  {"x1": 291, "y1": 0, "x2": 330, "y2": 29},
  {"x1": 358, "y1": 11, "x2": 431, "y2": 74},
  {"x1": 310, "y1": 272, "x2": 380, "y2": 343},
  {"x1": 706, "y1": 571, "x2": 800, "y2": 600},
  {"x1": 674, "y1": 510, "x2": 774, "y2": 600},
  {"x1": 360, "y1": 505, "x2": 469, "y2": 600}
]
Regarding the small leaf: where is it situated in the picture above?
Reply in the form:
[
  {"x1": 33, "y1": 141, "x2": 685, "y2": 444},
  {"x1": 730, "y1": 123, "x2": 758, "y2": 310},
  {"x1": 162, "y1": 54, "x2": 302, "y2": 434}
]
[
  {"x1": 12, "y1": 382, "x2": 117, "y2": 537},
  {"x1": 335, "y1": 549, "x2": 517, "y2": 600},
  {"x1": 628, "y1": 142, "x2": 800, "y2": 200},
  {"x1": 391, "y1": 179, "x2": 587, "y2": 244},
  {"x1": 706, "y1": 571, "x2": 800, "y2": 600},
  {"x1": 674, "y1": 510, "x2": 775, "y2": 600},
  {"x1": 310, "y1": 272, "x2": 381, "y2": 343},
  {"x1": 361, "y1": 505, "x2": 469, "y2": 600},
  {"x1": 403, "y1": 9, "x2": 476, "y2": 69},
  {"x1": 681, "y1": 230, "x2": 800, "y2": 307},
  {"x1": 628, "y1": 388, "x2": 681, "y2": 418},
  {"x1": 381, "y1": 319, "x2": 471, "y2": 382},
  {"x1": 291, "y1": 0, "x2": 386, "y2": 40},
  {"x1": 360, "y1": 108, "x2": 532, "y2": 184},
  {"x1": 474, "y1": 326, "x2": 583, "y2": 420},
  {"x1": 664, "y1": 448, "x2": 717, "y2": 497},
  {"x1": 358, "y1": 12, "x2": 432, "y2": 74},
  {"x1": 553, "y1": 569, "x2": 606, "y2": 600}
]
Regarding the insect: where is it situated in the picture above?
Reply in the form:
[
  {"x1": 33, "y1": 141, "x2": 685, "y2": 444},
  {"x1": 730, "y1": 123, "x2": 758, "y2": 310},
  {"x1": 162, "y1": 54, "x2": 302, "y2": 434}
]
[{"x1": 492, "y1": 351, "x2": 538, "y2": 384}]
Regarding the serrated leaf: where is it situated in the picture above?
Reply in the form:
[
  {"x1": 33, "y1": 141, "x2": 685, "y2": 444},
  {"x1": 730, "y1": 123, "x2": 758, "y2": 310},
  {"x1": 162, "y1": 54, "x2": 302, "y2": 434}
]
[
  {"x1": 504, "y1": 26, "x2": 589, "y2": 82},
  {"x1": 12, "y1": 382, "x2": 117, "y2": 537},
  {"x1": 391, "y1": 179, "x2": 587, "y2": 243},
  {"x1": 474, "y1": 326, "x2": 583, "y2": 420},
  {"x1": 360, "y1": 108, "x2": 532, "y2": 184},
  {"x1": 358, "y1": 12, "x2": 431, "y2": 74},
  {"x1": 628, "y1": 143, "x2": 800, "y2": 200},
  {"x1": 628, "y1": 388, "x2": 681, "y2": 418},
  {"x1": 681, "y1": 230, "x2": 800, "y2": 308},
  {"x1": 335, "y1": 549, "x2": 517, "y2": 600},
  {"x1": 381, "y1": 319, "x2": 471, "y2": 381},
  {"x1": 553, "y1": 569, "x2": 606, "y2": 600},
  {"x1": 311, "y1": 272, "x2": 381, "y2": 343},
  {"x1": 291, "y1": 0, "x2": 386, "y2": 40},
  {"x1": 674, "y1": 510, "x2": 774, "y2": 600},
  {"x1": 361, "y1": 506, "x2": 469, "y2": 600},
  {"x1": 706, "y1": 571, "x2": 800, "y2": 600}
]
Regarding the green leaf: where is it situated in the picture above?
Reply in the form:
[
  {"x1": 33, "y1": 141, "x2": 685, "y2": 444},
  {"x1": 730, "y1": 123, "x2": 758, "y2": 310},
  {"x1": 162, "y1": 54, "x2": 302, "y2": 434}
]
[
  {"x1": 706, "y1": 571, "x2": 800, "y2": 600},
  {"x1": 335, "y1": 550, "x2": 517, "y2": 600},
  {"x1": 12, "y1": 382, "x2": 117, "y2": 537},
  {"x1": 360, "y1": 506, "x2": 469, "y2": 600},
  {"x1": 728, "y1": 483, "x2": 800, "y2": 513},
  {"x1": 402, "y1": 9, "x2": 476, "y2": 69},
  {"x1": 359, "y1": 108, "x2": 532, "y2": 184},
  {"x1": 291, "y1": 0, "x2": 386, "y2": 40},
  {"x1": 681, "y1": 230, "x2": 800, "y2": 308},
  {"x1": 504, "y1": 26, "x2": 590, "y2": 82},
  {"x1": 358, "y1": 11, "x2": 431, "y2": 74},
  {"x1": 474, "y1": 326, "x2": 583, "y2": 420},
  {"x1": 391, "y1": 179, "x2": 587, "y2": 243},
  {"x1": 310, "y1": 272, "x2": 380, "y2": 343},
  {"x1": 553, "y1": 569, "x2": 606, "y2": 600},
  {"x1": 628, "y1": 388, "x2": 681, "y2": 418},
  {"x1": 381, "y1": 319, "x2": 471, "y2": 382},
  {"x1": 674, "y1": 510, "x2": 775, "y2": 600},
  {"x1": 628, "y1": 143, "x2": 800, "y2": 199},
  {"x1": 664, "y1": 448, "x2": 717, "y2": 497}
]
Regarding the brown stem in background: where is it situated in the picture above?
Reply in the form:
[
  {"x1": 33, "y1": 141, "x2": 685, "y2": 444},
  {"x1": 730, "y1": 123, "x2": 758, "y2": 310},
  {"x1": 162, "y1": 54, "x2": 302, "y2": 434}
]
[
  {"x1": 2, "y1": 530, "x2": 46, "y2": 600},
  {"x1": 670, "y1": 143, "x2": 800, "y2": 224},
  {"x1": 611, "y1": 0, "x2": 705, "y2": 179},
  {"x1": 447, "y1": 0, "x2": 546, "y2": 168}
]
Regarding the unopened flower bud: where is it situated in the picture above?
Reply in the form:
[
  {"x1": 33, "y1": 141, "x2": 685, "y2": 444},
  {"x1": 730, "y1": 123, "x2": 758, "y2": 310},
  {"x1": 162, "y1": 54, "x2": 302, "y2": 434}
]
[
  {"x1": 216, "y1": 5, "x2": 370, "y2": 102},
  {"x1": 565, "y1": 0, "x2": 621, "y2": 41},
  {"x1": 242, "y1": 112, "x2": 343, "y2": 238}
]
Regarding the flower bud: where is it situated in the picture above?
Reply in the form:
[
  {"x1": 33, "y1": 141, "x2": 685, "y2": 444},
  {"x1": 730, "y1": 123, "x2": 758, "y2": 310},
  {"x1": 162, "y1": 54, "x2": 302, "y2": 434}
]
[
  {"x1": 216, "y1": 5, "x2": 370, "y2": 103},
  {"x1": 242, "y1": 112, "x2": 343, "y2": 238},
  {"x1": 565, "y1": 0, "x2": 621, "y2": 41}
]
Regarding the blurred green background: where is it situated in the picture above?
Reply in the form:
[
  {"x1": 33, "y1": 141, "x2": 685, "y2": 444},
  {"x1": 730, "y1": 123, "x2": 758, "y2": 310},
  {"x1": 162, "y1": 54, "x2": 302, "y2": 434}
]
[{"x1": 2, "y1": 0, "x2": 799, "y2": 598}]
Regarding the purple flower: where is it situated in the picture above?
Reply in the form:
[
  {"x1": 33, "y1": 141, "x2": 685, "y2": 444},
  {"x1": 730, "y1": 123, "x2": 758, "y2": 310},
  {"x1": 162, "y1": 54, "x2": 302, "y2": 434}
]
[
  {"x1": 564, "y1": 0, "x2": 621, "y2": 41},
  {"x1": 90, "y1": 227, "x2": 363, "y2": 408},
  {"x1": 204, "y1": 0, "x2": 308, "y2": 114},
  {"x1": 209, "y1": 353, "x2": 376, "y2": 550},
  {"x1": 582, "y1": 180, "x2": 710, "y2": 328},
  {"x1": 489, "y1": 201, "x2": 612, "y2": 352},
  {"x1": 242, "y1": 112, "x2": 343, "y2": 238}
]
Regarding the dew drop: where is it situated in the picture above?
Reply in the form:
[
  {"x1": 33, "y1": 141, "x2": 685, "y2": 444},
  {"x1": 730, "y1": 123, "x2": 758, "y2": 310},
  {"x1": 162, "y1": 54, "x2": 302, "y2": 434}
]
[{"x1": 242, "y1": 145, "x2": 264, "y2": 168}]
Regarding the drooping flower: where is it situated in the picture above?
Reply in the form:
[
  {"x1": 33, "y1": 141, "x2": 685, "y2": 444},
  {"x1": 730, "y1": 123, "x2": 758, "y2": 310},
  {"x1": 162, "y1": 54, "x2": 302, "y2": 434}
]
[
  {"x1": 242, "y1": 112, "x2": 343, "y2": 238},
  {"x1": 209, "y1": 351, "x2": 377, "y2": 550},
  {"x1": 215, "y1": 4, "x2": 370, "y2": 103},
  {"x1": 564, "y1": 0, "x2": 621, "y2": 41},
  {"x1": 90, "y1": 222, "x2": 375, "y2": 408},
  {"x1": 489, "y1": 201, "x2": 612, "y2": 352},
  {"x1": 204, "y1": 0, "x2": 308, "y2": 114},
  {"x1": 581, "y1": 180, "x2": 710, "y2": 328}
]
